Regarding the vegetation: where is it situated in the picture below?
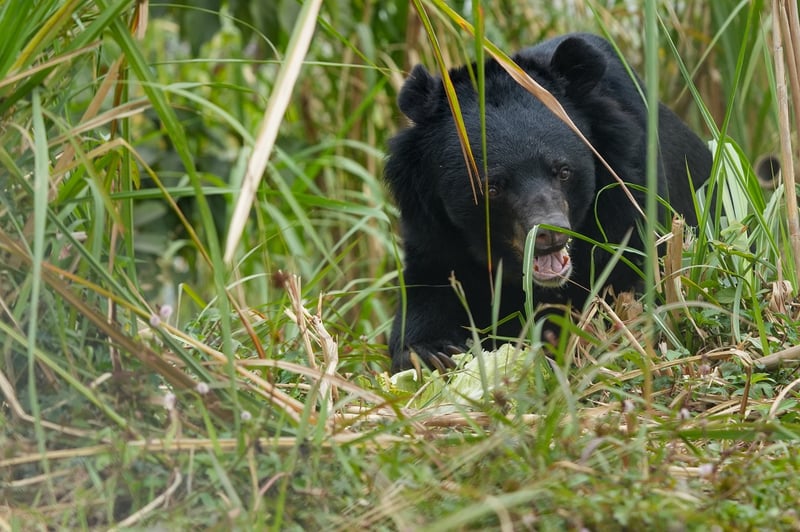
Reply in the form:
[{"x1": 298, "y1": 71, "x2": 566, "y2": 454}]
[{"x1": 2, "y1": 0, "x2": 800, "y2": 529}]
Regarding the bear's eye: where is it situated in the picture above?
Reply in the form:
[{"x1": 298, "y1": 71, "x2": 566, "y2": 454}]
[
  {"x1": 555, "y1": 165, "x2": 571, "y2": 181},
  {"x1": 487, "y1": 184, "x2": 500, "y2": 197}
]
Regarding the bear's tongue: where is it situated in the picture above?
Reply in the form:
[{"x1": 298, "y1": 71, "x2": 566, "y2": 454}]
[{"x1": 533, "y1": 248, "x2": 571, "y2": 285}]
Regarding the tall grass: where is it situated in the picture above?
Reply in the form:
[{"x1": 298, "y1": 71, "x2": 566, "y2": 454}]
[{"x1": 1, "y1": 0, "x2": 799, "y2": 529}]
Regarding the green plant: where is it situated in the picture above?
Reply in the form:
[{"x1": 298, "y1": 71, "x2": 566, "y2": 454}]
[{"x1": 2, "y1": 1, "x2": 800, "y2": 529}]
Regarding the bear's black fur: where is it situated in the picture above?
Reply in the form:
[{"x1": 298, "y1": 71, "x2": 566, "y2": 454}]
[{"x1": 385, "y1": 33, "x2": 712, "y2": 373}]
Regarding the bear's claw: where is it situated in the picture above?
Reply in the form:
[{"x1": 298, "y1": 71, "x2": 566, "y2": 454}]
[{"x1": 391, "y1": 340, "x2": 469, "y2": 373}]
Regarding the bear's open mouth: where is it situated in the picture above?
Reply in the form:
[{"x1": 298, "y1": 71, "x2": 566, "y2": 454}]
[{"x1": 532, "y1": 248, "x2": 572, "y2": 287}]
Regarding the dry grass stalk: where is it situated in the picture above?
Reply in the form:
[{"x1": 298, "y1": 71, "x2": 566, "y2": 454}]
[
  {"x1": 756, "y1": 343, "x2": 800, "y2": 369},
  {"x1": 596, "y1": 297, "x2": 655, "y2": 406},
  {"x1": 0, "y1": 368, "x2": 93, "y2": 439},
  {"x1": 224, "y1": 0, "x2": 324, "y2": 263},
  {"x1": 283, "y1": 273, "x2": 317, "y2": 371},
  {"x1": 109, "y1": 469, "x2": 182, "y2": 531},
  {"x1": 0, "y1": 434, "x2": 410, "y2": 469},
  {"x1": 283, "y1": 273, "x2": 340, "y2": 411},
  {"x1": 767, "y1": 374, "x2": 800, "y2": 418},
  {"x1": 663, "y1": 215, "x2": 685, "y2": 332}
]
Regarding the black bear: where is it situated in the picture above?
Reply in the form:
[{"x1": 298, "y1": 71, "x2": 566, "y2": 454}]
[{"x1": 384, "y1": 33, "x2": 712, "y2": 373}]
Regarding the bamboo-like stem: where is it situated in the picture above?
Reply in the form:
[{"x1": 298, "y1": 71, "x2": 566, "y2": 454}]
[{"x1": 773, "y1": 0, "x2": 800, "y2": 286}]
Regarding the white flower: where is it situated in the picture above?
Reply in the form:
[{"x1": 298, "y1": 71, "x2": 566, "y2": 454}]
[
  {"x1": 173, "y1": 256, "x2": 189, "y2": 273},
  {"x1": 623, "y1": 399, "x2": 635, "y2": 413},
  {"x1": 159, "y1": 304, "x2": 173, "y2": 320},
  {"x1": 163, "y1": 392, "x2": 176, "y2": 411},
  {"x1": 195, "y1": 382, "x2": 210, "y2": 395},
  {"x1": 698, "y1": 463, "x2": 714, "y2": 477}
]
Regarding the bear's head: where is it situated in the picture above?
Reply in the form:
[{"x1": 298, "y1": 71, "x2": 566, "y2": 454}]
[{"x1": 386, "y1": 36, "x2": 621, "y2": 288}]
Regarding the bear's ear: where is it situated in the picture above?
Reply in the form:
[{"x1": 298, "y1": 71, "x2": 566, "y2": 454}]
[
  {"x1": 550, "y1": 36, "x2": 607, "y2": 98},
  {"x1": 398, "y1": 64, "x2": 443, "y2": 124}
]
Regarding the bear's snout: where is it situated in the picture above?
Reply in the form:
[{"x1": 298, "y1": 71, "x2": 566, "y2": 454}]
[{"x1": 534, "y1": 227, "x2": 570, "y2": 255}]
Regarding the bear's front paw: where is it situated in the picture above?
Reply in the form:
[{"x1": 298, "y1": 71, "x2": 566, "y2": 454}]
[{"x1": 391, "y1": 341, "x2": 469, "y2": 374}]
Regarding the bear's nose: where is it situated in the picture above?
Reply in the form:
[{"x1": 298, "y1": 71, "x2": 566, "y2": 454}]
[{"x1": 535, "y1": 228, "x2": 569, "y2": 254}]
